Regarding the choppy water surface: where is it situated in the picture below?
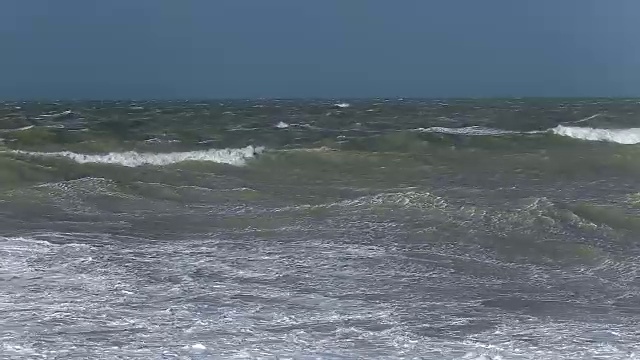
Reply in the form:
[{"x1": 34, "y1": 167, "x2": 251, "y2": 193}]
[{"x1": 2, "y1": 99, "x2": 640, "y2": 359}]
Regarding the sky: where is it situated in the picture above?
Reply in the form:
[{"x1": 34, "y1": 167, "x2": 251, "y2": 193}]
[{"x1": 1, "y1": 0, "x2": 639, "y2": 99}]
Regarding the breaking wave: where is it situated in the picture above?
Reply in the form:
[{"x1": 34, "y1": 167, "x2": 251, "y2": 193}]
[
  {"x1": 10, "y1": 146, "x2": 264, "y2": 167},
  {"x1": 415, "y1": 126, "x2": 529, "y2": 136},
  {"x1": 415, "y1": 125, "x2": 640, "y2": 145},
  {"x1": 550, "y1": 125, "x2": 640, "y2": 145}
]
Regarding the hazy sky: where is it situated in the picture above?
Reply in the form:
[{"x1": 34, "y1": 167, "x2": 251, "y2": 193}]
[{"x1": 1, "y1": 0, "x2": 639, "y2": 99}]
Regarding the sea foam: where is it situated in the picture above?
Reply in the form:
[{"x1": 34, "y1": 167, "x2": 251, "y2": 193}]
[
  {"x1": 415, "y1": 126, "x2": 527, "y2": 136},
  {"x1": 0, "y1": 125, "x2": 34, "y2": 133},
  {"x1": 11, "y1": 146, "x2": 264, "y2": 167},
  {"x1": 417, "y1": 125, "x2": 640, "y2": 145},
  {"x1": 551, "y1": 126, "x2": 640, "y2": 145}
]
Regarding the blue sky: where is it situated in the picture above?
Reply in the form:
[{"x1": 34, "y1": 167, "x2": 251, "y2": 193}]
[{"x1": 1, "y1": 0, "x2": 639, "y2": 99}]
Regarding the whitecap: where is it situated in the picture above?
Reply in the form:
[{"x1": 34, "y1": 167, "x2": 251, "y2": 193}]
[
  {"x1": 0, "y1": 125, "x2": 34, "y2": 133},
  {"x1": 414, "y1": 124, "x2": 640, "y2": 145},
  {"x1": 10, "y1": 146, "x2": 265, "y2": 167},
  {"x1": 275, "y1": 121, "x2": 289, "y2": 129},
  {"x1": 39, "y1": 110, "x2": 74, "y2": 118},
  {"x1": 551, "y1": 125, "x2": 640, "y2": 144},
  {"x1": 184, "y1": 343, "x2": 207, "y2": 354},
  {"x1": 414, "y1": 126, "x2": 527, "y2": 136}
]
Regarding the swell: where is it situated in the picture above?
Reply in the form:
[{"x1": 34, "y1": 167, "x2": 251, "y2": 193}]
[{"x1": 262, "y1": 190, "x2": 629, "y2": 264}]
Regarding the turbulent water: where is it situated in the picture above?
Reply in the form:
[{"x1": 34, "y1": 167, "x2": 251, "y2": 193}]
[{"x1": 2, "y1": 98, "x2": 640, "y2": 359}]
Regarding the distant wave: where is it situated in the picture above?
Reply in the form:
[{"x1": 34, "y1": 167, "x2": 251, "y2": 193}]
[
  {"x1": 551, "y1": 126, "x2": 640, "y2": 145},
  {"x1": 415, "y1": 125, "x2": 640, "y2": 145},
  {"x1": 38, "y1": 110, "x2": 75, "y2": 118},
  {"x1": 414, "y1": 126, "x2": 537, "y2": 136},
  {"x1": 11, "y1": 146, "x2": 264, "y2": 167}
]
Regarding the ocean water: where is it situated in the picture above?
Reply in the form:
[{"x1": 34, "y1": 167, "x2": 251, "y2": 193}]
[{"x1": 1, "y1": 98, "x2": 640, "y2": 359}]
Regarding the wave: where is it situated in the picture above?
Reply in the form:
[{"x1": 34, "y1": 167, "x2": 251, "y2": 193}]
[
  {"x1": 568, "y1": 113, "x2": 600, "y2": 124},
  {"x1": 415, "y1": 125, "x2": 640, "y2": 145},
  {"x1": 550, "y1": 125, "x2": 640, "y2": 145},
  {"x1": 9, "y1": 146, "x2": 264, "y2": 167},
  {"x1": 0, "y1": 125, "x2": 35, "y2": 133},
  {"x1": 414, "y1": 126, "x2": 530, "y2": 136},
  {"x1": 274, "y1": 191, "x2": 449, "y2": 214},
  {"x1": 37, "y1": 110, "x2": 75, "y2": 118}
]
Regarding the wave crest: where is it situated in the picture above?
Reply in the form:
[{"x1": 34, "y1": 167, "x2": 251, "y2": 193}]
[
  {"x1": 551, "y1": 125, "x2": 640, "y2": 145},
  {"x1": 11, "y1": 146, "x2": 264, "y2": 167},
  {"x1": 415, "y1": 126, "x2": 526, "y2": 136},
  {"x1": 415, "y1": 125, "x2": 640, "y2": 145}
]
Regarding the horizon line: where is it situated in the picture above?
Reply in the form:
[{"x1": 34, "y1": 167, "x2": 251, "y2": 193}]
[{"x1": 2, "y1": 96, "x2": 640, "y2": 102}]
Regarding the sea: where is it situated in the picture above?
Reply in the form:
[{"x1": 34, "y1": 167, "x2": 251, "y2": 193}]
[{"x1": 1, "y1": 98, "x2": 640, "y2": 359}]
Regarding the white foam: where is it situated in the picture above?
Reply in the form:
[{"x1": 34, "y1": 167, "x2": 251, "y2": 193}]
[
  {"x1": 415, "y1": 126, "x2": 526, "y2": 136},
  {"x1": 413, "y1": 125, "x2": 640, "y2": 145},
  {"x1": 0, "y1": 125, "x2": 34, "y2": 133},
  {"x1": 570, "y1": 113, "x2": 600, "y2": 124},
  {"x1": 191, "y1": 344, "x2": 206, "y2": 351},
  {"x1": 551, "y1": 125, "x2": 640, "y2": 144},
  {"x1": 39, "y1": 110, "x2": 73, "y2": 118},
  {"x1": 412, "y1": 124, "x2": 640, "y2": 145},
  {"x1": 11, "y1": 146, "x2": 264, "y2": 167},
  {"x1": 2, "y1": 344, "x2": 40, "y2": 356},
  {"x1": 275, "y1": 121, "x2": 289, "y2": 129},
  {"x1": 334, "y1": 102, "x2": 351, "y2": 108}
]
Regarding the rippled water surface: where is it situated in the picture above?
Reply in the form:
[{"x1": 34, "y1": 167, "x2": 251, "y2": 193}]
[{"x1": 1, "y1": 99, "x2": 640, "y2": 359}]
